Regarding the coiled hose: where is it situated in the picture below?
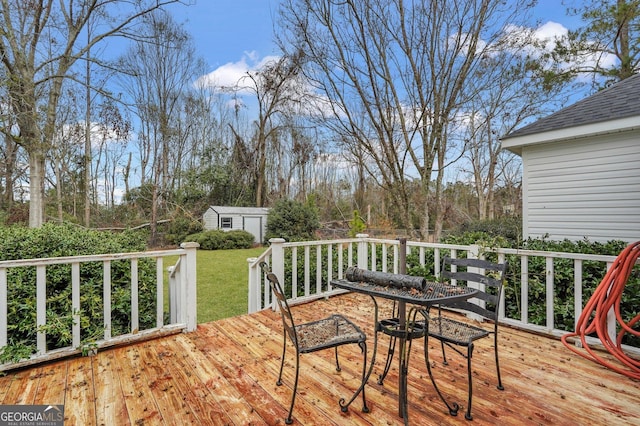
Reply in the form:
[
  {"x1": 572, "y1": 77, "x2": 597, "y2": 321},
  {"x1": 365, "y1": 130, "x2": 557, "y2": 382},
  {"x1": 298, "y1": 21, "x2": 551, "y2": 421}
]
[{"x1": 561, "y1": 241, "x2": 640, "y2": 380}]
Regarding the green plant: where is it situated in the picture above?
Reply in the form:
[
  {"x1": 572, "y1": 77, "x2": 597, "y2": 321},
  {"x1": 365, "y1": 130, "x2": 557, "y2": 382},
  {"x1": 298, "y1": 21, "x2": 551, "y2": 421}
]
[
  {"x1": 265, "y1": 199, "x2": 319, "y2": 242},
  {"x1": 185, "y1": 229, "x2": 254, "y2": 250},
  {"x1": 165, "y1": 216, "x2": 203, "y2": 245},
  {"x1": 0, "y1": 224, "x2": 157, "y2": 362},
  {"x1": 451, "y1": 217, "x2": 522, "y2": 246},
  {"x1": 348, "y1": 210, "x2": 366, "y2": 237}
]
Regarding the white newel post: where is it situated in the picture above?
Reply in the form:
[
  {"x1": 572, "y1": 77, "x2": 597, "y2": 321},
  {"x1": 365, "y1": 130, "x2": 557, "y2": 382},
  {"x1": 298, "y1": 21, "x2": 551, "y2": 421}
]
[
  {"x1": 247, "y1": 257, "x2": 259, "y2": 313},
  {"x1": 356, "y1": 234, "x2": 369, "y2": 269},
  {"x1": 269, "y1": 238, "x2": 286, "y2": 306},
  {"x1": 181, "y1": 242, "x2": 199, "y2": 331},
  {"x1": 467, "y1": 244, "x2": 483, "y2": 321}
]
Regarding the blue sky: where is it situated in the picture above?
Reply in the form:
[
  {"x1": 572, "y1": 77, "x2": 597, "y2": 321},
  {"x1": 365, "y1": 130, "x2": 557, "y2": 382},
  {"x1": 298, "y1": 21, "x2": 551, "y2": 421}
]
[
  {"x1": 169, "y1": 1, "x2": 279, "y2": 71},
  {"x1": 165, "y1": 0, "x2": 590, "y2": 91}
]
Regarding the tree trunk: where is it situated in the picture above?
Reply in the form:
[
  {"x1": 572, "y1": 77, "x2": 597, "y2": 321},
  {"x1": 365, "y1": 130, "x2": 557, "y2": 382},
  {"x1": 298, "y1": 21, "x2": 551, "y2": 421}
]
[
  {"x1": 2, "y1": 134, "x2": 17, "y2": 208},
  {"x1": 28, "y1": 153, "x2": 46, "y2": 227}
]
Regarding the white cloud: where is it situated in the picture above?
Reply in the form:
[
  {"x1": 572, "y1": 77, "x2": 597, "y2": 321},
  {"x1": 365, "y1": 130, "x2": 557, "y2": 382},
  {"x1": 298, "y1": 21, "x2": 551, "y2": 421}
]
[
  {"x1": 534, "y1": 21, "x2": 568, "y2": 42},
  {"x1": 501, "y1": 21, "x2": 617, "y2": 72},
  {"x1": 197, "y1": 51, "x2": 281, "y2": 93},
  {"x1": 499, "y1": 21, "x2": 567, "y2": 59}
]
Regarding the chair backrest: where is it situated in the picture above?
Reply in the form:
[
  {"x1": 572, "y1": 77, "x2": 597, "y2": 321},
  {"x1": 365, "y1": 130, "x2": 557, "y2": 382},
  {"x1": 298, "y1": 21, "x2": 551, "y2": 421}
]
[
  {"x1": 260, "y1": 262, "x2": 298, "y2": 345},
  {"x1": 440, "y1": 257, "x2": 507, "y2": 321}
]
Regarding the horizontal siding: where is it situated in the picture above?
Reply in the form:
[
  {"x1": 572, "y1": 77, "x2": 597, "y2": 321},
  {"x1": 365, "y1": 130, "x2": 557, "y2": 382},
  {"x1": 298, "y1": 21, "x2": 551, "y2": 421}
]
[
  {"x1": 202, "y1": 211, "x2": 217, "y2": 230},
  {"x1": 523, "y1": 131, "x2": 640, "y2": 242}
]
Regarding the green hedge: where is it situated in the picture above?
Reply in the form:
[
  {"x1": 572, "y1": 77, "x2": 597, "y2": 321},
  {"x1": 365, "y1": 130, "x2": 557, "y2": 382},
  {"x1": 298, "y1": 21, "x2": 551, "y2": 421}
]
[
  {"x1": 0, "y1": 224, "x2": 157, "y2": 363},
  {"x1": 185, "y1": 229, "x2": 255, "y2": 250}
]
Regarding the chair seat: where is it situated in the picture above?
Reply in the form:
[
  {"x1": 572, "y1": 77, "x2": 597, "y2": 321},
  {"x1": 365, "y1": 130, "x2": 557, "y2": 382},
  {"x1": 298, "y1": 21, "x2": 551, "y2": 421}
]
[
  {"x1": 296, "y1": 314, "x2": 366, "y2": 353},
  {"x1": 428, "y1": 316, "x2": 490, "y2": 345}
]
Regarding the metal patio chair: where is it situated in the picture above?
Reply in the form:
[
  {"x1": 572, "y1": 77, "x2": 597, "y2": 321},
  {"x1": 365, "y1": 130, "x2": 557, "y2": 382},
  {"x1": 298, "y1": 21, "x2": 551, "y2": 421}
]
[
  {"x1": 424, "y1": 256, "x2": 507, "y2": 420},
  {"x1": 259, "y1": 262, "x2": 369, "y2": 424}
]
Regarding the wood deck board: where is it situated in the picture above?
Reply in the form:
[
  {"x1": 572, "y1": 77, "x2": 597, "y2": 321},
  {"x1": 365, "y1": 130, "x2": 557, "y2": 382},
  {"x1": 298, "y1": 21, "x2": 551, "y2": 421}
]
[
  {"x1": 91, "y1": 352, "x2": 130, "y2": 426},
  {"x1": 115, "y1": 345, "x2": 165, "y2": 424},
  {"x1": 153, "y1": 335, "x2": 234, "y2": 425},
  {"x1": 0, "y1": 293, "x2": 638, "y2": 425}
]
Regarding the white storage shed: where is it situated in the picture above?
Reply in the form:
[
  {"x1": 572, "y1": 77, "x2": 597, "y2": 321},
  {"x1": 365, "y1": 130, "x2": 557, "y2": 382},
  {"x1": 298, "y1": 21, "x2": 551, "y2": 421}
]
[{"x1": 203, "y1": 206, "x2": 270, "y2": 243}]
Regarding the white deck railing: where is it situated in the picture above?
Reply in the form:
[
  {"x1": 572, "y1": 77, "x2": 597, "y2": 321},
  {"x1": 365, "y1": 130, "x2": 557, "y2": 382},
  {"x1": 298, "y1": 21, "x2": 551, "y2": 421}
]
[
  {"x1": 248, "y1": 235, "x2": 639, "y2": 353},
  {"x1": 0, "y1": 242, "x2": 199, "y2": 371}
]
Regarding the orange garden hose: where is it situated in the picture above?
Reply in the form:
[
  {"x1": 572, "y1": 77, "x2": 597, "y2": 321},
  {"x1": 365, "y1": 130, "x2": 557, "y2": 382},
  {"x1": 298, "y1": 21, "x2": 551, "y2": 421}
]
[{"x1": 561, "y1": 241, "x2": 640, "y2": 380}]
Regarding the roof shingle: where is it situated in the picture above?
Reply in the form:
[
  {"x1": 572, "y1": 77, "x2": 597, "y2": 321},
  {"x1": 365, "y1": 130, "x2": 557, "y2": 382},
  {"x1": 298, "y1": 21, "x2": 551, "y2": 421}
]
[{"x1": 503, "y1": 73, "x2": 640, "y2": 139}]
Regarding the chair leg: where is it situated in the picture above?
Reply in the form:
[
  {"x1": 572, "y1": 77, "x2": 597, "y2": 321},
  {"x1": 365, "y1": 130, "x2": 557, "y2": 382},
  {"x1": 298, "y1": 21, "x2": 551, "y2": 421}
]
[
  {"x1": 339, "y1": 341, "x2": 370, "y2": 414},
  {"x1": 441, "y1": 340, "x2": 449, "y2": 365},
  {"x1": 334, "y1": 346, "x2": 341, "y2": 371},
  {"x1": 284, "y1": 348, "x2": 301, "y2": 425},
  {"x1": 464, "y1": 344, "x2": 474, "y2": 421},
  {"x1": 494, "y1": 333, "x2": 504, "y2": 391},
  {"x1": 420, "y1": 311, "x2": 460, "y2": 418},
  {"x1": 360, "y1": 342, "x2": 369, "y2": 412},
  {"x1": 277, "y1": 333, "x2": 287, "y2": 386}
]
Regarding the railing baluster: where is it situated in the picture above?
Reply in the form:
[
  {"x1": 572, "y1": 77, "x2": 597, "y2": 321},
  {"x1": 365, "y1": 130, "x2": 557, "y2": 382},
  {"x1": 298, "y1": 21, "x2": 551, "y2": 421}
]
[
  {"x1": 36, "y1": 265, "x2": 46, "y2": 355},
  {"x1": 72, "y1": 262, "x2": 80, "y2": 349},
  {"x1": 304, "y1": 246, "x2": 310, "y2": 296},
  {"x1": 521, "y1": 255, "x2": 529, "y2": 324},
  {"x1": 546, "y1": 257, "x2": 554, "y2": 330},
  {"x1": 104, "y1": 260, "x2": 112, "y2": 340},
  {"x1": 131, "y1": 258, "x2": 139, "y2": 333},
  {"x1": 292, "y1": 247, "x2": 298, "y2": 299},
  {"x1": 371, "y1": 242, "x2": 377, "y2": 271},
  {"x1": 327, "y1": 244, "x2": 333, "y2": 291},
  {"x1": 338, "y1": 243, "x2": 344, "y2": 279},
  {"x1": 0, "y1": 268, "x2": 6, "y2": 348},
  {"x1": 574, "y1": 259, "x2": 583, "y2": 329},
  {"x1": 316, "y1": 245, "x2": 322, "y2": 294},
  {"x1": 156, "y1": 257, "x2": 164, "y2": 328},
  {"x1": 382, "y1": 244, "x2": 388, "y2": 272}
]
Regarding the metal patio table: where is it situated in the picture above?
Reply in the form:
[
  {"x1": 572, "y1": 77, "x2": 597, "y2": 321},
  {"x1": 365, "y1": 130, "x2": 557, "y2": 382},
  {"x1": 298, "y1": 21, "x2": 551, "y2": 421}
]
[{"x1": 332, "y1": 278, "x2": 478, "y2": 424}]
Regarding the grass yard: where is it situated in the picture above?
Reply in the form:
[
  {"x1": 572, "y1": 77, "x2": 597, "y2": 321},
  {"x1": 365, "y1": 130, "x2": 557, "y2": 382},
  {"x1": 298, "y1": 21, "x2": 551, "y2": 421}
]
[{"x1": 164, "y1": 247, "x2": 266, "y2": 324}]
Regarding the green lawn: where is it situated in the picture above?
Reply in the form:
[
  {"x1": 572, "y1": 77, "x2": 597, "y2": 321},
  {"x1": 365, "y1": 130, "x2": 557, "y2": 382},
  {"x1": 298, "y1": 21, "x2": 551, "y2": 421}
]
[{"x1": 164, "y1": 247, "x2": 266, "y2": 324}]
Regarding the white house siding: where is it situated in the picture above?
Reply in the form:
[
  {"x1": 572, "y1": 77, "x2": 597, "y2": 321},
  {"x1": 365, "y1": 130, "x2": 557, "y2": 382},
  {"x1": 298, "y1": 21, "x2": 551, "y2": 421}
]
[{"x1": 522, "y1": 130, "x2": 640, "y2": 243}]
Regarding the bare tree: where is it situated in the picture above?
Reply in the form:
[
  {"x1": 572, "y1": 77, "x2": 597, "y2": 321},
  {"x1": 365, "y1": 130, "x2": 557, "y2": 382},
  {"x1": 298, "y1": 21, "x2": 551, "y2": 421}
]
[
  {"x1": 456, "y1": 41, "x2": 566, "y2": 220},
  {"x1": 0, "y1": 92, "x2": 22, "y2": 209},
  {"x1": 278, "y1": 0, "x2": 535, "y2": 240},
  {"x1": 0, "y1": 0, "x2": 187, "y2": 227},
  {"x1": 226, "y1": 53, "x2": 304, "y2": 207},
  {"x1": 116, "y1": 10, "x2": 198, "y2": 242}
]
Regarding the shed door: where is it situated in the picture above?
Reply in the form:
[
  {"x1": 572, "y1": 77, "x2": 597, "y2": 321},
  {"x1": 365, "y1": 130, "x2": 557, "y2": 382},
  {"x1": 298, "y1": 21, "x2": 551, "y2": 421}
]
[{"x1": 243, "y1": 216, "x2": 262, "y2": 243}]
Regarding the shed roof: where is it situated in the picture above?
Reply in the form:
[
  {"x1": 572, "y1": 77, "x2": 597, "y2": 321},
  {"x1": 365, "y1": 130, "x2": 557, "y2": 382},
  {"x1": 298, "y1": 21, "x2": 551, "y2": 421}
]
[
  {"x1": 207, "y1": 206, "x2": 270, "y2": 215},
  {"x1": 503, "y1": 73, "x2": 640, "y2": 140}
]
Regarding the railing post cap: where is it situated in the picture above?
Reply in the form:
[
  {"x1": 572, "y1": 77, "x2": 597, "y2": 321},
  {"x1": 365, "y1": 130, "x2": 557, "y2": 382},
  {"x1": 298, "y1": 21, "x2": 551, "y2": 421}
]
[
  {"x1": 269, "y1": 238, "x2": 286, "y2": 243},
  {"x1": 180, "y1": 242, "x2": 200, "y2": 249},
  {"x1": 247, "y1": 257, "x2": 258, "y2": 263}
]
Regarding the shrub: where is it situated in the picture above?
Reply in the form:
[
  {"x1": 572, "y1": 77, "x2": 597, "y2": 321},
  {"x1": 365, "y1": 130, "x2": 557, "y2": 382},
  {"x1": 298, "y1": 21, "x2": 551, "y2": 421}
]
[
  {"x1": 265, "y1": 199, "x2": 319, "y2": 242},
  {"x1": 348, "y1": 210, "x2": 366, "y2": 237},
  {"x1": 165, "y1": 216, "x2": 203, "y2": 246},
  {"x1": 185, "y1": 229, "x2": 254, "y2": 250},
  {"x1": 0, "y1": 224, "x2": 156, "y2": 364},
  {"x1": 449, "y1": 217, "x2": 522, "y2": 246}
]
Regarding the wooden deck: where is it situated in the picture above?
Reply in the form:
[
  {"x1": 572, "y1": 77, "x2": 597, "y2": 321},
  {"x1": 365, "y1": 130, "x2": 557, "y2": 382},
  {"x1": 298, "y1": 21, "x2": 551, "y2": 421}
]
[{"x1": 1, "y1": 293, "x2": 638, "y2": 425}]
